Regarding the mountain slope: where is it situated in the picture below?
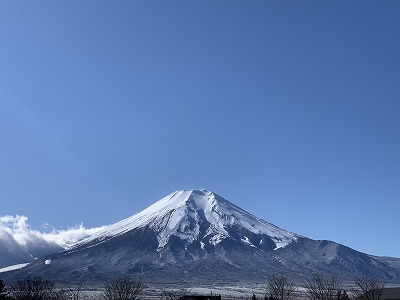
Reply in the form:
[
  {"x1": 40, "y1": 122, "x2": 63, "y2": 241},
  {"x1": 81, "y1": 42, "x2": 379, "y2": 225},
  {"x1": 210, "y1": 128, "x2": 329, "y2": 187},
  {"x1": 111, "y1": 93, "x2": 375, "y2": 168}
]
[
  {"x1": 4, "y1": 190, "x2": 400, "y2": 285},
  {"x1": 73, "y1": 190, "x2": 298, "y2": 251}
]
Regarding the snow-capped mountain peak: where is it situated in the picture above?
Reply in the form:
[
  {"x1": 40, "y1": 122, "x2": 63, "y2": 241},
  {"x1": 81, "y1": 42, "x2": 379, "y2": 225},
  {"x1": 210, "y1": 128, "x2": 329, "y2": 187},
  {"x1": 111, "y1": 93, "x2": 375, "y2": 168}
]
[
  {"x1": 5, "y1": 190, "x2": 400, "y2": 285},
  {"x1": 74, "y1": 189, "x2": 298, "y2": 251}
]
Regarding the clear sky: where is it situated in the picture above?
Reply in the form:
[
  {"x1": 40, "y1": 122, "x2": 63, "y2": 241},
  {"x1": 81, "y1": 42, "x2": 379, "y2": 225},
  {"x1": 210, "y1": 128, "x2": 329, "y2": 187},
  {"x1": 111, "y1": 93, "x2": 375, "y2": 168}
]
[{"x1": 1, "y1": 1, "x2": 399, "y2": 258}]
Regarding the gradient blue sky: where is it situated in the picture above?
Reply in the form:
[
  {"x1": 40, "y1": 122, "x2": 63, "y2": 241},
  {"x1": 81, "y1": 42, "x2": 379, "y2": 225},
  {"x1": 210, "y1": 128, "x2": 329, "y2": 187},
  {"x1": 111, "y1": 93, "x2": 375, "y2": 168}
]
[{"x1": 1, "y1": 1, "x2": 399, "y2": 257}]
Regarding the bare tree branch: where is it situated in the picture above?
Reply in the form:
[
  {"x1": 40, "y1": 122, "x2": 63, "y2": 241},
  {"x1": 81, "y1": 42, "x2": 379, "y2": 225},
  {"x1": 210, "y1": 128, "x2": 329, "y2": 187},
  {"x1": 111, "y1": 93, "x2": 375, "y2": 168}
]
[
  {"x1": 265, "y1": 275, "x2": 298, "y2": 300},
  {"x1": 303, "y1": 274, "x2": 342, "y2": 300},
  {"x1": 102, "y1": 276, "x2": 142, "y2": 300},
  {"x1": 352, "y1": 277, "x2": 384, "y2": 300},
  {"x1": 161, "y1": 288, "x2": 190, "y2": 300},
  {"x1": 10, "y1": 277, "x2": 66, "y2": 300},
  {"x1": 66, "y1": 282, "x2": 86, "y2": 300}
]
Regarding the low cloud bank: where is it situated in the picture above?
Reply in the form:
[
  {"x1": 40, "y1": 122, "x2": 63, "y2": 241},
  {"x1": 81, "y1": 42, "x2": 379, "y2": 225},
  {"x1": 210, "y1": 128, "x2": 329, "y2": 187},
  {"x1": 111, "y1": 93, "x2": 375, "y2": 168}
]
[{"x1": 0, "y1": 215, "x2": 105, "y2": 268}]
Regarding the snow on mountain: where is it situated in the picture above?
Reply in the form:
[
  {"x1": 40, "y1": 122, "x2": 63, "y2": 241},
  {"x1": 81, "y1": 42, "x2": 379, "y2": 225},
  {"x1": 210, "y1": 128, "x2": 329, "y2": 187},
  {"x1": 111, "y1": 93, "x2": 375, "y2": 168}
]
[
  {"x1": 74, "y1": 189, "x2": 298, "y2": 251},
  {"x1": 3, "y1": 189, "x2": 400, "y2": 284},
  {"x1": 0, "y1": 263, "x2": 29, "y2": 273}
]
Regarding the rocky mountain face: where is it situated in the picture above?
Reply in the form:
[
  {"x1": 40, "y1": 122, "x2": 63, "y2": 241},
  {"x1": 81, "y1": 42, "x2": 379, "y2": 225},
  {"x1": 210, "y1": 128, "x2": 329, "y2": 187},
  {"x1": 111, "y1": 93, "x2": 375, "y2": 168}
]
[{"x1": 3, "y1": 190, "x2": 400, "y2": 285}]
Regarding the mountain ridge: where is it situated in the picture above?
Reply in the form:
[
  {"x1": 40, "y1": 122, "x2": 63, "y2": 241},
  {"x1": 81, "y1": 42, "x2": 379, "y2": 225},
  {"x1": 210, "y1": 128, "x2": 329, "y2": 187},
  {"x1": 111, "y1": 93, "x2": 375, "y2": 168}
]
[
  {"x1": 3, "y1": 189, "x2": 400, "y2": 285},
  {"x1": 72, "y1": 189, "x2": 298, "y2": 252}
]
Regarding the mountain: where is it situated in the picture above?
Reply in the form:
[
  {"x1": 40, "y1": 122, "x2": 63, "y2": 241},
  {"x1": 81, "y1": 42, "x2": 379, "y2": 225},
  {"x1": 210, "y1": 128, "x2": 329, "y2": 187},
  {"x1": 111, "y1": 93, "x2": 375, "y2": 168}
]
[
  {"x1": 3, "y1": 190, "x2": 400, "y2": 285},
  {"x1": 73, "y1": 189, "x2": 298, "y2": 251}
]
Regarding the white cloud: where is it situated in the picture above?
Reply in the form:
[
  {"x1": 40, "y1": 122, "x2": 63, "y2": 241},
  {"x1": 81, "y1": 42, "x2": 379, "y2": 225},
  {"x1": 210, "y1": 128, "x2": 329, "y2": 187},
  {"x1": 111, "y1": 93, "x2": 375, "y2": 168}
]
[{"x1": 0, "y1": 215, "x2": 105, "y2": 268}]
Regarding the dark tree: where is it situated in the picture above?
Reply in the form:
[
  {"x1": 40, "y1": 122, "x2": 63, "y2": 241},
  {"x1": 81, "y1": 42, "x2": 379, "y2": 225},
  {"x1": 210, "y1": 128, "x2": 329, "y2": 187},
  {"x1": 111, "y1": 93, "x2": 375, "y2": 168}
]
[
  {"x1": 352, "y1": 277, "x2": 385, "y2": 300},
  {"x1": 265, "y1": 275, "x2": 297, "y2": 300},
  {"x1": 252, "y1": 293, "x2": 258, "y2": 300},
  {"x1": 102, "y1": 276, "x2": 143, "y2": 300},
  {"x1": 0, "y1": 279, "x2": 8, "y2": 300},
  {"x1": 161, "y1": 288, "x2": 190, "y2": 300},
  {"x1": 336, "y1": 290, "x2": 350, "y2": 300},
  {"x1": 303, "y1": 274, "x2": 342, "y2": 300},
  {"x1": 10, "y1": 277, "x2": 66, "y2": 300},
  {"x1": 66, "y1": 282, "x2": 86, "y2": 300}
]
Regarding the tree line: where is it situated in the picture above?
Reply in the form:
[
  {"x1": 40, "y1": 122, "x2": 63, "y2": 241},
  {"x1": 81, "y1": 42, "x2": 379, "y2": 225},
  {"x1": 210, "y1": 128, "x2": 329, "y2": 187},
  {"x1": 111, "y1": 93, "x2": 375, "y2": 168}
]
[
  {"x1": 263, "y1": 274, "x2": 384, "y2": 300},
  {"x1": 0, "y1": 274, "x2": 386, "y2": 300}
]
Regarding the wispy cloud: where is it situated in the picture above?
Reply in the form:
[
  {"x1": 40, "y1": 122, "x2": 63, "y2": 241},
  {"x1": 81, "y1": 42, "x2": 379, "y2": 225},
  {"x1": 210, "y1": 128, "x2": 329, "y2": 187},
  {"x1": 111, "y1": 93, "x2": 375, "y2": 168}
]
[{"x1": 0, "y1": 215, "x2": 105, "y2": 268}]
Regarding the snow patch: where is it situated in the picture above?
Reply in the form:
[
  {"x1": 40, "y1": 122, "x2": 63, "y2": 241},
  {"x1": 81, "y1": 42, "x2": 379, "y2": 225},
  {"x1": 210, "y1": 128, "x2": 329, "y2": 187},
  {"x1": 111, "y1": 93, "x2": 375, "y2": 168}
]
[
  {"x1": 0, "y1": 263, "x2": 29, "y2": 273},
  {"x1": 241, "y1": 236, "x2": 256, "y2": 248}
]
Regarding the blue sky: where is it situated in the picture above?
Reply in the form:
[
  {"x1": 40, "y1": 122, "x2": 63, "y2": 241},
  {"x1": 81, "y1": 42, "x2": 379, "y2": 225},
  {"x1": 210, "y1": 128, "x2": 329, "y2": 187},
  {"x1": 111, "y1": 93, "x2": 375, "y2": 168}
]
[{"x1": 1, "y1": 1, "x2": 399, "y2": 258}]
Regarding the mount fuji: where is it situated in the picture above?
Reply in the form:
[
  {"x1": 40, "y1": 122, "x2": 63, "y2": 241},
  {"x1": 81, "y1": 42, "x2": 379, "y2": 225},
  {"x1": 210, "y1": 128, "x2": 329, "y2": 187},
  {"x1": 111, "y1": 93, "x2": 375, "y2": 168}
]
[
  {"x1": 4, "y1": 190, "x2": 400, "y2": 285},
  {"x1": 73, "y1": 189, "x2": 298, "y2": 252}
]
